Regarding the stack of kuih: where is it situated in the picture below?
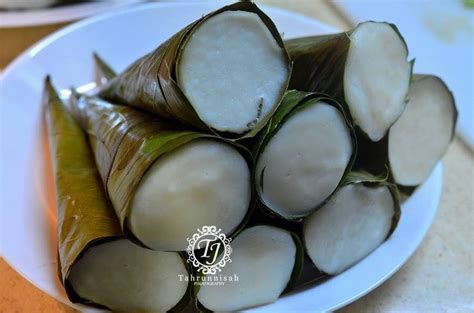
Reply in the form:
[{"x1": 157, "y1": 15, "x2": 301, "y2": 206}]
[{"x1": 44, "y1": 2, "x2": 457, "y2": 312}]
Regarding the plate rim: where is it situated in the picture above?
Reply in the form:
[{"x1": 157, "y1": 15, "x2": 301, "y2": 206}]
[
  {"x1": 0, "y1": 2, "x2": 442, "y2": 312},
  {"x1": 0, "y1": 0, "x2": 144, "y2": 28},
  {"x1": 1, "y1": 1, "x2": 337, "y2": 82}
]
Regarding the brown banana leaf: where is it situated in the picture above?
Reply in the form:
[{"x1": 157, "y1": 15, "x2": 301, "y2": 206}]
[
  {"x1": 46, "y1": 78, "x2": 193, "y2": 310},
  {"x1": 285, "y1": 22, "x2": 412, "y2": 141},
  {"x1": 98, "y1": 1, "x2": 290, "y2": 139},
  {"x1": 43, "y1": 77, "x2": 122, "y2": 303},
  {"x1": 93, "y1": 54, "x2": 255, "y2": 241},
  {"x1": 252, "y1": 90, "x2": 357, "y2": 221},
  {"x1": 69, "y1": 93, "x2": 254, "y2": 248}
]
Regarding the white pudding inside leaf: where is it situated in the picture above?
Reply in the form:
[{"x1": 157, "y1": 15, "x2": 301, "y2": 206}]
[
  {"x1": 68, "y1": 239, "x2": 188, "y2": 312},
  {"x1": 255, "y1": 100, "x2": 353, "y2": 218},
  {"x1": 389, "y1": 76, "x2": 455, "y2": 186},
  {"x1": 304, "y1": 184, "x2": 394, "y2": 275},
  {"x1": 177, "y1": 11, "x2": 289, "y2": 133},
  {"x1": 197, "y1": 225, "x2": 296, "y2": 311},
  {"x1": 129, "y1": 139, "x2": 251, "y2": 251},
  {"x1": 344, "y1": 22, "x2": 411, "y2": 141}
]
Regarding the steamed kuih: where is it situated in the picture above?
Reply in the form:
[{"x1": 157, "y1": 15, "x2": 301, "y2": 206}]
[
  {"x1": 178, "y1": 10, "x2": 289, "y2": 133},
  {"x1": 196, "y1": 225, "x2": 302, "y2": 311},
  {"x1": 286, "y1": 22, "x2": 412, "y2": 142},
  {"x1": 304, "y1": 172, "x2": 400, "y2": 275},
  {"x1": 69, "y1": 94, "x2": 252, "y2": 251},
  {"x1": 355, "y1": 74, "x2": 457, "y2": 187},
  {"x1": 42, "y1": 1, "x2": 460, "y2": 310},
  {"x1": 76, "y1": 57, "x2": 253, "y2": 251},
  {"x1": 43, "y1": 78, "x2": 189, "y2": 311},
  {"x1": 388, "y1": 75, "x2": 457, "y2": 186},
  {"x1": 99, "y1": 1, "x2": 291, "y2": 137},
  {"x1": 129, "y1": 138, "x2": 251, "y2": 250},
  {"x1": 254, "y1": 91, "x2": 356, "y2": 220},
  {"x1": 68, "y1": 240, "x2": 189, "y2": 312}
]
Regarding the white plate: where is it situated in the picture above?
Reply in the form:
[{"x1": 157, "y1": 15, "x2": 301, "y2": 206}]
[
  {"x1": 0, "y1": 0, "x2": 143, "y2": 28},
  {"x1": 0, "y1": 2, "x2": 443, "y2": 312}
]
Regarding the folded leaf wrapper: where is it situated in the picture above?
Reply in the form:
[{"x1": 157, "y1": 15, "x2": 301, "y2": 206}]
[
  {"x1": 46, "y1": 79, "x2": 193, "y2": 311},
  {"x1": 98, "y1": 1, "x2": 291, "y2": 138},
  {"x1": 286, "y1": 22, "x2": 412, "y2": 142},
  {"x1": 69, "y1": 92, "x2": 254, "y2": 250},
  {"x1": 43, "y1": 78, "x2": 122, "y2": 301},
  {"x1": 253, "y1": 90, "x2": 357, "y2": 220}
]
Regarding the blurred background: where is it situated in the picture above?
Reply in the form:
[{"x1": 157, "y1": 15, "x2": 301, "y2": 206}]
[{"x1": 1, "y1": 0, "x2": 472, "y2": 312}]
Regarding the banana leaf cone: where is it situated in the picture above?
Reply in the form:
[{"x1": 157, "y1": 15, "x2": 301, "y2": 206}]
[
  {"x1": 355, "y1": 74, "x2": 457, "y2": 191},
  {"x1": 193, "y1": 225, "x2": 304, "y2": 312},
  {"x1": 241, "y1": 207, "x2": 329, "y2": 292},
  {"x1": 98, "y1": 1, "x2": 291, "y2": 139},
  {"x1": 43, "y1": 78, "x2": 192, "y2": 311},
  {"x1": 69, "y1": 88, "x2": 254, "y2": 251},
  {"x1": 285, "y1": 22, "x2": 413, "y2": 142},
  {"x1": 303, "y1": 171, "x2": 401, "y2": 275},
  {"x1": 253, "y1": 90, "x2": 357, "y2": 221},
  {"x1": 93, "y1": 52, "x2": 116, "y2": 87},
  {"x1": 44, "y1": 76, "x2": 121, "y2": 294}
]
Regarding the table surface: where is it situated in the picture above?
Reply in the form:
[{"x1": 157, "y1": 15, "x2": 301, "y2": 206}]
[{"x1": 1, "y1": 1, "x2": 473, "y2": 312}]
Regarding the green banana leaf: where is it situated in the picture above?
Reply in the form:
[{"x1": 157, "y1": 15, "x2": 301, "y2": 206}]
[
  {"x1": 43, "y1": 77, "x2": 122, "y2": 302},
  {"x1": 45, "y1": 78, "x2": 194, "y2": 310},
  {"x1": 98, "y1": 1, "x2": 290, "y2": 139},
  {"x1": 253, "y1": 90, "x2": 357, "y2": 221}
]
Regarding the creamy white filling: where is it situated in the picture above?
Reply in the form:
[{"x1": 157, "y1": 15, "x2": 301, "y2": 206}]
[
  {"x1": 389, "y1": 76, "x2": 455, "y2": 186},
  {"x1": 177, "y1": 11, "x2": 289, "y2": 133},
  {"x1": 129, "y1": 139, "x2": 251, "y2": 251},
  {"x1": 344, "y1": 22, "x2": 411, "y2": 141},
  {"x1": 68, "y1": 239, "x2": 188, "y2": 312},
  {"x1": 197, "y1": 225, "x2": 296, "y2": 311},
  {"x1": 255, "y1": 101, "x2": 353, "y2": 218},
  {"x1": 304, "y1": 184, "x2": 394, "y2": 275}
]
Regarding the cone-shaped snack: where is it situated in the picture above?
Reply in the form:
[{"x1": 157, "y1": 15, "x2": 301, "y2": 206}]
[
  {"x1": 196, "y1": 225, "x2": 303, "y2": 311},
  {"x1": 67, "y1": 240, "x2": 190, "y2": 312},
  {"x1": 254, "y1": 91, "x2": 356, "y2": 220},
  {"x1": 98, "y1": 2, "x2": 291, "y2": 138},
  {"x1": 355, "y1": 75, "x2": 457, "y2": 187},
  {"x1": 69, "y1": 93, "x2": 252, "y2": 251},
  {"x1": 93, "y1": 52, "x2": 116, "y2": 87},
  {"x1": 388, "y1": 75, "x2": 457, "y2": 186},
  {"x1": 286, "y1": 22, "x2": 412, "y2": 142},
  {"x1": 303, "y1": 172, "x2": 400, "y2": 275},
  {"x1": 44, "y1": 79, "x2": 189, "y2": 311}
]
